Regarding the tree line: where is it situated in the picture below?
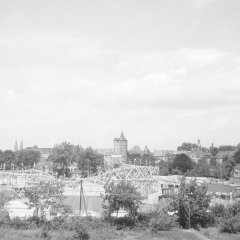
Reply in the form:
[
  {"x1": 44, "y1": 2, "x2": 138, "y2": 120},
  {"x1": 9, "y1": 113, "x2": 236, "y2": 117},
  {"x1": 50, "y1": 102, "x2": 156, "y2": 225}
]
[
  {"x1": 0, "y1": 149, "x2": 40, "y2": 170},
  {"x1": 157, "y1": 151, "x2": 240, "y2": 180},
  {"x1": 47, "y1": 142, "x2": 104, "y2": 178},
  {"x1": 177, "y1": 142, "x2": 239, "y2": 154}
]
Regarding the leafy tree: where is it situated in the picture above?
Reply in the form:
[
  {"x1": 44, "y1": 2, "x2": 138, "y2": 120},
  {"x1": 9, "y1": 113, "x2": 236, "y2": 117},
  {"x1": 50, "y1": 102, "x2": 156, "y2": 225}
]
[
  {"x1": 210, "y1": 147, "x2": 218, "y2": 157},
  {"x1": 103, "y1": 181, "x2": 143, "y2": 219},
  {"x1": 78, "y1": 147, "x2": 104, "y2": 177},
  {"x1": 142, "y1": 152, "x2": 156, "y2": 166},
  {"x1": 158, "y1": 160, "x2": 170, "y2": 175},
  {"x1": 194, "y1": 159, "x2": 210, "y2": 177},
  {"x1": 128, "y1": 152, "x2": 155, "y2": 166},
  {"x1": 127, "y1": 153, "x2": 142, "y2": 165},
  {"x1": 237, "y1": 143, "x2": 240, "y2": 151},
  {"x1": 0, "y1": 190, "x2": 12, "y2": 210},
  {"x1": 210, "y1": 157, "x2": 217, "y2": 166},
  {"x1": 171, "y1": 154, "x2": 194, "y2": 174},
  {"x1": 177, "y1": 143, "x2": 198, "y2": 152},
  {"x1": 48, "y1": 142, "x2": 76, "y2": 177},
  {"x1": 172, "y1": 177, "x2": 211, "y2": 229},
  {"x1": 222, "y1": 156, "x2": 236, "y2": 180},
  {"x1": 13, "y1": 149, "x2": 40, "y2": 169},
  {"x1": 218, "y1": 145, "x2": 235, "y2": 151},
  {"x1": 48, "y1": 142, "x2": 103, "y2": 178},
  {"x1": 234, "y1": 150, "x2": 240, "y2": 164},
  {"x1": 24, "y1": 181, "x2": 71, "y2": 219},
  {"x1": 0, "y1": 150, "x2": 15, "y2": 169}
]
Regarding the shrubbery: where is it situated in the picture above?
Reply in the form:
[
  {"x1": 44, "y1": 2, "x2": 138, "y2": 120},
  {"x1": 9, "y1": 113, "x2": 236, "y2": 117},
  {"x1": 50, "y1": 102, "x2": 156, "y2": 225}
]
[
  {"x1": 209, "y1": 201, "x2": 240, "y2": 234},
  {"x1": 148, "y1": 211, "x2": 178, "y2": 231},
  {"x1": 0, "y1": 216, "x2": 90, "y2": 240},
  {"x1": 172, "y1": 177, "x2": 211, "y2": 229},
  {"x1": 215, "y1": 201, "x2": 240, "y2": 233},
  {"x1": 220, "y1": 214, "x2": 240, "y2": 233},
  {"x1": 110, "y1": 216, "x2": 136, "y2": 229},
  {"x1": 209, "y1": 203, "x2": 226, "y2": 222}
]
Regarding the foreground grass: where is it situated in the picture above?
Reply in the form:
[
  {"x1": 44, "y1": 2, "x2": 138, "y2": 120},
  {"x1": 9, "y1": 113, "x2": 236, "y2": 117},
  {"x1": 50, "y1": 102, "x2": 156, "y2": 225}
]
[{"x1": 1, "y1": 227, "x2": 240, "y2": 240}]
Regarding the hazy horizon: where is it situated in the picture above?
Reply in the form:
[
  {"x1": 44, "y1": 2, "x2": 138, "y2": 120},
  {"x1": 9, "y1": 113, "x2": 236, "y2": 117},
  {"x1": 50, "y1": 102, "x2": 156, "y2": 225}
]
[{"x1": 1, "y1": 0, "x2": 240, "y2": 151}]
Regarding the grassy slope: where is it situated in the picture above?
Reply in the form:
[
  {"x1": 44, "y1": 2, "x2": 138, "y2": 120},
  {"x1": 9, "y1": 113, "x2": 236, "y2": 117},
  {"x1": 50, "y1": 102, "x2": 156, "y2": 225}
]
[{"x1": 1, "y1": 227, "x2": 240, "y2": 240}]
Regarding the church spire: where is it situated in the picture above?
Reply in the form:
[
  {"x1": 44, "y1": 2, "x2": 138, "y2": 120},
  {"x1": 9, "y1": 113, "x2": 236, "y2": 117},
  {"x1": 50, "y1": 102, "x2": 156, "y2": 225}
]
[
  {"x1": 14, "y1": 140, "x2": 18, "y2": 152},
  {"x1": 119, "y1": 131, "x2": 126, "y2": 140},
  {"x1": 20, "y1": 140, "x2": 23, "y2": 150}
]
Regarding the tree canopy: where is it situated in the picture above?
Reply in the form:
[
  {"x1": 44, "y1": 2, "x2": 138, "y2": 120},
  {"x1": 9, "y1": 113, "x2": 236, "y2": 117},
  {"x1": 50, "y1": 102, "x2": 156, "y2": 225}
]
[
  {"x1": 177, "y1": 143, "x2": 198, "y2": 152},
  {"x1": 0, "y1": 149, "x2": 40, "y2": 170},
  {"x1": 234, "y1": 150, "x2": 240, "y2": 164},
  {"x1": 103, "y1": 181, "x2": 143, "y2": 219},
  {"x1": 78, "y1": 147, "x2": 104, "y2": 177},
  {"x1": 218, "y1": 145, "x2": 236, "y2": 151},
  {"x1": 172, "y1": 177, "x2": 211, "y2": 229},
  {"x1": 24, "y1": 181, "x2": 71, "y2": 219},
  {"x1": 171, "y1": 154, "x2": 194, "y2": 174},
  {"x1": 48, "y1": 142, "x2": 104, "y2": 177},
  {"x1": 221, "y1": 156, "x2": 236, "y2": 180}
]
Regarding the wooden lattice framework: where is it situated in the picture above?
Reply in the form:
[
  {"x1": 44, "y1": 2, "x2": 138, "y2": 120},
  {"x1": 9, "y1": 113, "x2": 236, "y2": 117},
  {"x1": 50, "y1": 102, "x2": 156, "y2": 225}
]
[
  {"x1": 0, "y1": 164, "x2": 179, "y2": 198},
  {"x1": 0, "y1": 169, "x2": 56, "y2": 200},
  {"x1": 0, "y1": 169, "x2": 55, "y2": 187},
  {"x1": 87, "y1": 164, "x2": 178, "y2": 196}
]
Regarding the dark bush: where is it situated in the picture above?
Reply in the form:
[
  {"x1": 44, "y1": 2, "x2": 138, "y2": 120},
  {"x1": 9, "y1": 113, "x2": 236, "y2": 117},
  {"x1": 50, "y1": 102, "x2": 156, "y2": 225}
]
[
  {"x1": 149, "y1": 212, "x2": 178, "y2": 231},
  {"x1": 111, "y1": 216, "x2": 136, "y2": 229},
  {"x1": 0, "y1": 210, "x2": 10, "y2": 225},
  {"x1": 210, "y1": 203, "x2": 226, "y2": 219},
  {"x1": 135, "y1": 212, "x2": 151, "y2": 229},
  {"x1": 220, "y1": 215, "x2": 240, "y2": 233},
  {"x1": 226, "y1": 201, "x2": 240, "y2": 217},
  {"x1": 45, "y1": 216, "x2": 67, "y2": 230},
  {"x1": 70, "y1": 226, "x2": 90, "y2": 240},
  {"x1": 73, "y1": 216, "x2": 107, "y2": 230},
  {"x1": 66, "y1": 218, "x2": 90, "y2": 240},
  {"x1": 209, "y1": 203, "x2": 226, "y2": 225},
  {"x1": 40, "y1": 227, "x2": 51, "y2": 240},
  {"x1": 9, "y1": 217, "x2": 31, "y2": 230}
]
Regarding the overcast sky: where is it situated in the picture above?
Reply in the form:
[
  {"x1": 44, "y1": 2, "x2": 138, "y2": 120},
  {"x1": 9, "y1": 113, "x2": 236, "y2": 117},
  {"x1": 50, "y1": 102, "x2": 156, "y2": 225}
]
[{"x1": 1, "y1": 0, "x2": 240, "y2": 151}]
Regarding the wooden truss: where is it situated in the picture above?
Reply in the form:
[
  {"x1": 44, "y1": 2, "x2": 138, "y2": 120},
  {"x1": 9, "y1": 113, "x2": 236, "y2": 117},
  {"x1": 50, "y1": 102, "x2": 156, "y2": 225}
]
[
  {"x1": 0, "y1": 170, "x2": 56, "y2": 200},
  {"x1": 88, "y1": 164, "x2": 177, "y2": 196},
  {"x1": 0, "y1": 165, "x2": 179, "y2": 198}
]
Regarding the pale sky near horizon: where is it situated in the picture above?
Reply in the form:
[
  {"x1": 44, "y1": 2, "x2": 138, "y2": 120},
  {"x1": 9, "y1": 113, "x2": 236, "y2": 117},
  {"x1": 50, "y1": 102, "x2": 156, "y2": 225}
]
[{"x1": 1, "y1": 0, "x2": 240, "y2": 151}]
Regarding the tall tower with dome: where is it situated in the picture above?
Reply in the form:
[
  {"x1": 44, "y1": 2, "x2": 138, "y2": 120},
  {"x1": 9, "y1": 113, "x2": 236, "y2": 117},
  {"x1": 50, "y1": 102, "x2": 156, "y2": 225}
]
[{"x1": 113, "y1": 132, "x2": 128, "y2": 162}]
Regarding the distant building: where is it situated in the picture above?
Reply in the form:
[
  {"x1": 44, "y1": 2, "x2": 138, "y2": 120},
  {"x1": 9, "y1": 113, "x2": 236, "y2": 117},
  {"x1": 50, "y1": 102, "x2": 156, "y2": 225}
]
[
  {"x1": 95, "y1": 148, "x2": 114, "y2": 156},
  {"x1": 14, "y1": 140, "x2": 18, "y2": 152},
  {"x1": 104, "y1": 155, "x2": 124, "y2": 165},
  {"x1": 143, "y1": 145, "x2": 151, "y2": 155},
  {"x1": 95, "y1": 132, "x2": 128, "y2": 163},
  {"x1": 216, "y1": 150, "x2": 236, "y2": 164},
  {"x1": 25, "y1": 146, "x2": 53, "y2": 161},
  {"x1": 153, "y1": 150, "x2": 175, "y2": 161},
  {"x1": 175, "y1": 140, "x2": 212, "y2": 163},
  {"x1": 128, "y1": 146, "x2": 143, "y2": 155},
  {"x1": 113, "y1": 132, "x2": 128, "y2": 162}
]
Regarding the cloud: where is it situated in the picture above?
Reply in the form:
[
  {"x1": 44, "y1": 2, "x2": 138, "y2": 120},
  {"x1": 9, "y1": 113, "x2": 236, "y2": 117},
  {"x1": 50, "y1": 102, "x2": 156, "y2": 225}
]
[
  {"x1": 189, "y1": 0, "x2": 215, "y2": 8},
  {"x1": 0, "y1": 24, "x2": 240, "y2": 148},
  {"x1": 110, "y1": 49, "x2": 240, "y2": 110}
]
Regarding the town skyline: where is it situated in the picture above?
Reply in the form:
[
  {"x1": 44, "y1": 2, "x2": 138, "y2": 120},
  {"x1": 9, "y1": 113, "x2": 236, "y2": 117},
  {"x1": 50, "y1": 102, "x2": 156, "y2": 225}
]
[{"x1": 7, "y1": 134, "x2": 239, "y2": 153}]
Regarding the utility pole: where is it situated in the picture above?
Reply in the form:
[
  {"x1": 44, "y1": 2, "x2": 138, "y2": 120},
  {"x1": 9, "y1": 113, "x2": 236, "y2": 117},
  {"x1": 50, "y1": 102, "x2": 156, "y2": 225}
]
[
  {"x1": 220, "y1": 162, "x2": 223, "y2": 180},
  {"x1": 79, "y1": 180, "x2": 87, "y2": 216},
  {"x1": 188, "y1": 200, "x2": 191, "y2": 229}
]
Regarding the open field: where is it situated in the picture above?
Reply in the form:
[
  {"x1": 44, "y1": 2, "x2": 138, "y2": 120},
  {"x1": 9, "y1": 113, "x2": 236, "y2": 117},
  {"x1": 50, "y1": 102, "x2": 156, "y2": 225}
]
[{"x1": 1, "y1": 227, "x2": 240, "y2": 240}]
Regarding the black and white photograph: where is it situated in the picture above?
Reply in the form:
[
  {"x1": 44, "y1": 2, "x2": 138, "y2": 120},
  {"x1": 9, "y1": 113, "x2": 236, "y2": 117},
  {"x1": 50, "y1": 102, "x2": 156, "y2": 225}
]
[{"x1": 1, "y1": 0, "x2": 240, "y2": 239}]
